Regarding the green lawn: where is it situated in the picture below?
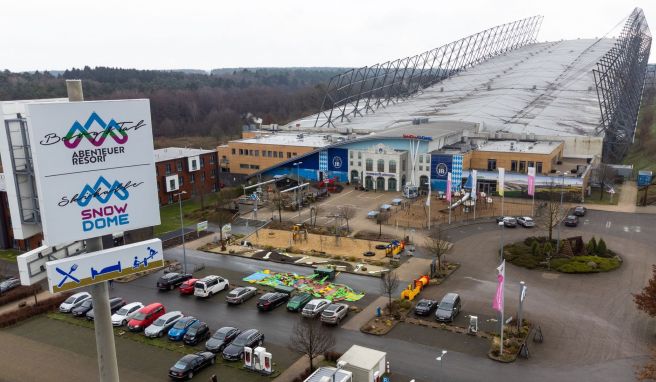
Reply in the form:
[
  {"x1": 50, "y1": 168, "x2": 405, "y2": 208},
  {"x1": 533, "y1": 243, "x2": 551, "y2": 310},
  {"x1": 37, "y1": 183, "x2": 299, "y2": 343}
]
[
  {"x1": 624, "y1": 97, "x2": 656, "y2": 172},
  {"x1": 156, "y1": 189, "x2": 240, "y2": 236},
  {"x1": 0, "y1": 249, "x2": 21, "y2": 263},
  {"x1": 585, "y1": 187, "x2": 620, "y2": 205}
]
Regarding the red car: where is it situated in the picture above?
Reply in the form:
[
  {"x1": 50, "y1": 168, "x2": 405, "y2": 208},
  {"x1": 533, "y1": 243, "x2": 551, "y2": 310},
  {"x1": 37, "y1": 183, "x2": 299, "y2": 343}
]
[
  {"x1": 179, "y1": 278, "x2": 198, "y2": 295},
  {"x1": 127, "y1": 302, "x2": 165, "y2": 332}
]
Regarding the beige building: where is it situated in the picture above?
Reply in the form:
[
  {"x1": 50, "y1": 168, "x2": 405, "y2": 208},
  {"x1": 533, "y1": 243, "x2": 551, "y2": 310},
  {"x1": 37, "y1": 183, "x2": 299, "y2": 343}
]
[
  {"x1": 218, "y1": 132, "x2": 332, "y2": 175},
  {"x1": 468, "y1": 140, "x2": 564, "y2": 175}
]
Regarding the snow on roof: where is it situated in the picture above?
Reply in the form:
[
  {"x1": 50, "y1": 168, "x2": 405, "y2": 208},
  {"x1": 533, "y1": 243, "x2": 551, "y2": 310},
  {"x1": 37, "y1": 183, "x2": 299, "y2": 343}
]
[
  {"x1": 234, "y1": 133, "x2": 333, "y2": 148},
  {"x1": 477, "y1": 140, "x2": 561, "y2": 155},
  {"x1": 292, "y1": 39, "x2": 615, "y2": 139},
  {"x1": 338, "y1": 345, "x2": 386, "y2": 370},
  {"x1": 154, "y1": 147, "x2": 215, "y2": 162}
]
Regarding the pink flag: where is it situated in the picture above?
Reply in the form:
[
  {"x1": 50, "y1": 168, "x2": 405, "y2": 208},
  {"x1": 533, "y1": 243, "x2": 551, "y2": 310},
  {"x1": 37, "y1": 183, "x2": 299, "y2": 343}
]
[
  {"x1": 527, "y1": 167, "x2": 536, "y2": 196},
  {"x1": 446, "y1": 172, "x2": 452, "y2": 202},
  {"x1": 492, "y1": 260, "x2": 505, "y2": 312}
]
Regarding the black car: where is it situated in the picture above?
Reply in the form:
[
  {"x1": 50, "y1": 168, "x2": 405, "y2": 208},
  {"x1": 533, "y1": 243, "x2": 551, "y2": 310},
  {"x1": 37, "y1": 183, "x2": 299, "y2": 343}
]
[
  {"x1": 222, "y1": 329, "x2": 264, "y2": 361},
  {"x1": 184, "y1": 321, "x2": 211, "y2": 346},
  {"x1": 573, "y1": 206, "x2": 587, "y2": 217},
  {"x1": 86, "y1": 297, "x2": 126, "y2": 320},
  {"x1": 205, "y1": 327, "x2": 241, "y2": 353},
  {"x1": 564, "y1": 215, "x2": 579, "y2": 227},
  {"x1": 71, "y1": 299, "x2": 93, "y2": 317},
  {"x1": 168, "y1": 351, "x2": 215, "y2": 380},
  {"x1": 157, "y1": 273, "x2": 193, "y2": 291},
  {"x1": 414, "y1": 299, "x2": 438, "y2": 316},
  {"x1": 256, "y1": 292, "x2": 289, "y2": 311}
]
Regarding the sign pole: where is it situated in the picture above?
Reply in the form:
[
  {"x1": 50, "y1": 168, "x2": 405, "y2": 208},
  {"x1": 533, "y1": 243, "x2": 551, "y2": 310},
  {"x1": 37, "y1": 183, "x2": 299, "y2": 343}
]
[
  {"x1": 518, "y1": 281, "x2": 526, "y2": 330},
  {"x1": 67, "y1": 79, "x2": 120, "y2": 382}
]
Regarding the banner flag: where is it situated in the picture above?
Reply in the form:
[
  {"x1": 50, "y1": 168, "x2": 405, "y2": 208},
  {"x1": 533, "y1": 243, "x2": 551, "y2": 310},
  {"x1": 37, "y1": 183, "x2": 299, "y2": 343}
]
[
  {"x1": 493, "y1": 260, "x2": 505, "y2": 312},
  {"x1": 446, "y1": 172, "x2": 452, "y2": 202},
  {"x1": 527, "y1": 167, "x2": 536, "y2": 196},
  {"x1": 498, "y1": 168, "x2": 505, "y2": 197}
]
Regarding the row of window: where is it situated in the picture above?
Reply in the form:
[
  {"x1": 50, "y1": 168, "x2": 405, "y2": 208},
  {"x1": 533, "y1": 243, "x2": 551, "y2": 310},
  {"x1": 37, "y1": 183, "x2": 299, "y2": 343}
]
[
  {"x1": 487, "y1": 159, "x2": 543, "y2": 173},
  {"x1": 231, "y1": 148, "x2": 297, "y2": 159},
  {"x1": 356, "y1": 158, "x2": 401, "y2": 173},
  {"x1": 165, "y1": 183, "x2": 219, "y2": 204},
  {"x1": 158, "y1": 155, "x2": 217, "y2": 177},
  {"x1": 239, "y1": 164, "x2": 261, "y2": 170}
]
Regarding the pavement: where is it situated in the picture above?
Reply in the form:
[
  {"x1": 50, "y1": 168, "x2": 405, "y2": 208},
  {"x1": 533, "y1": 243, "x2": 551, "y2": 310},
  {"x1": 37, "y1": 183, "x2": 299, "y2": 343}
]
[{"x1": 0, "y1": 290, "x2": 52, "y2": 316}]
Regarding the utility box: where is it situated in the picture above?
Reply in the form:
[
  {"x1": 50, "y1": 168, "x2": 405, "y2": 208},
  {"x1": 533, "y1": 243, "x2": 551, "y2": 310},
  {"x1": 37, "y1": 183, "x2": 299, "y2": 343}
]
[
  {"x1": 338, "y1": 345, "x2": 386, "y2": 382},
  {"x1": 638, "y1": 170, "x2": 653, "y2": 187}
]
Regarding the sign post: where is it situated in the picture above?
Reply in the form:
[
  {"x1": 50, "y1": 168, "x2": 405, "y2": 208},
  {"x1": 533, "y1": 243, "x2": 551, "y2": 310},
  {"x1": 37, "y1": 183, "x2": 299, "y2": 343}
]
[{"x1": 518, "y1": 281, "x2": 527, "y2": 330}]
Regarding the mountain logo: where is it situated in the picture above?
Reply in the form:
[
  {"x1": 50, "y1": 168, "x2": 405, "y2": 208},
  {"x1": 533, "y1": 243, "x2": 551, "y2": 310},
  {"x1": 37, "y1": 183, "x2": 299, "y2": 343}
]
[
  {"x1": 64, "y1": 112, "x2": 128, "y2": 149},
  {"x1": 77, "y1": 176, "x2": 130, "y2": 207}
]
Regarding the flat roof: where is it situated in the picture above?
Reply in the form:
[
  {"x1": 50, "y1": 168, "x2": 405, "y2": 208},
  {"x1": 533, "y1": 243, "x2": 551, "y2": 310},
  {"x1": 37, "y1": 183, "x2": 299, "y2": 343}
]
[
  {"x1": 339, "y1": 345, "x2": 386, "y2": 370},
  {"x1": 291, "y1": 39, "x2": 616, "y2": 139},
  {"x1": 233, "y1": 133, "x2": 333, "y2": 148},
  {"x1": 154, "y1": 147, "x2": 215, "y2": 162},
  {"x1": 304, "y1": 367, "x2": 351, "y2": 382},
  {"x1": 476, "y1": 140, "x2": 560, "y2": 155}
]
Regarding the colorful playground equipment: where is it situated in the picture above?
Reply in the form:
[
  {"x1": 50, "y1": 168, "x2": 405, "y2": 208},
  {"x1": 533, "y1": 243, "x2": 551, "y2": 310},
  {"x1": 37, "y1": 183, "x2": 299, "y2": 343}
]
[
  {"x1": 385, "y1": 240, "x2": 405, "y2": 257},
  {"x1": 291, "y1": 224, "x2": 308, "y2": 242},
  {"x1": 400, "y1": 275, "x2": 430, "y2": 301},
  {"x1": 243, "y1": 270, "x2": 364, "y2": 302}
]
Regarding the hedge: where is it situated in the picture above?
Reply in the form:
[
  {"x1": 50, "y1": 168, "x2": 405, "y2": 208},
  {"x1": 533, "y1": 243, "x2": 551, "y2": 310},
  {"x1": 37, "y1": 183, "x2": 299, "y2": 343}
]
[
  {"x1": 0, "y1": 284, "x2": 42, "y2": 306},
  {"x1": 0, "y1": 293, "x2": 70, "y2": 328}
]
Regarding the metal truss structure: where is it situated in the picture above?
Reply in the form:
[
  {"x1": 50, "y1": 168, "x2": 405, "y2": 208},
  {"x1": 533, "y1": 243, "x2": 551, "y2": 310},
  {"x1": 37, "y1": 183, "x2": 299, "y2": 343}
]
[
  {"x1": 314, "y1": 15, "x2": 543, "y2": 128},
  {"x1": 646, "y1": 64, "x2": 656, "y2": 88},
  {"x1": 593, "y1": 7, "x2": 652, "y2": 163}
]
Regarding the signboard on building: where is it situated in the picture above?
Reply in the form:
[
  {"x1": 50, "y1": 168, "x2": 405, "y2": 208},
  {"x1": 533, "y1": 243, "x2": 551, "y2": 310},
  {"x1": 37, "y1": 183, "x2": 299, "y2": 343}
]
[
  {"x1": 25, "y1": 100, "x2": 160, "y2": 246},
  {"x1": 45, "y1": 238, "x2": 163, "y2": 293}
]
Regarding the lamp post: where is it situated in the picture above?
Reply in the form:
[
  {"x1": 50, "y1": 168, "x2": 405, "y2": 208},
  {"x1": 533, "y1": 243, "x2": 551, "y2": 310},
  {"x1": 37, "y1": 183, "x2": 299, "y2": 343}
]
[
  {"x1": 293, "y1": 162, "x2": 303, "y2": 219},
  {"x1": 175, "y1": 190, "x2": 188, "y2": 274},
  {"x1": 436, "y1": 350, "x2": 448, "y2": 382},
  {"x1": 498, "y1": 221, "x2": 505, "y2": 261},
  {"x1": 556, "y1": 171, "x2": 568, "y2": 253}
]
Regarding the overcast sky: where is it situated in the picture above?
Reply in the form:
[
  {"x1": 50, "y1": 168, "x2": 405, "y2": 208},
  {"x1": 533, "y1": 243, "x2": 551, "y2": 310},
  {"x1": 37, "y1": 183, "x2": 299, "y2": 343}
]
[{"x1": 0, "y1": 0, "x2": 653, "y2": 72}]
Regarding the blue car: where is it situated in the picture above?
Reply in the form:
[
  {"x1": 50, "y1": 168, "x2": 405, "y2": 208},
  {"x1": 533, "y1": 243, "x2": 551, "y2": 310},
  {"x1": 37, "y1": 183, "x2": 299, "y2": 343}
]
[{"x1": 168, "y1": 316, "x2": 198, "y2": 341}]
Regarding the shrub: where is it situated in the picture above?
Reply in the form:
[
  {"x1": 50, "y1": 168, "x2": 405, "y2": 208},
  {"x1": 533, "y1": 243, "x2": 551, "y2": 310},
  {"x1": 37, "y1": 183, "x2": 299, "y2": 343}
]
[
  {"x1": 596, "y1": 239, "x2": 608, "y2": 257},
  {"x1": 0, "y1": 284, "x2": 42, "y2": 306},
  {"x1": 0, "y1": 293, "x2": 70, "y2": 328},
  {"x1": 530, "y1": 241, "x2": 539, "y2": 256},
  {"x1": 543, "y1": 242, "x2": 553, "y2": 256},
  {"x1": 587, "y1": 237, "x2": 597, "y2": 255},
  {"x1": 510, "y1": 254, "x2": 539, "y2": 269}
]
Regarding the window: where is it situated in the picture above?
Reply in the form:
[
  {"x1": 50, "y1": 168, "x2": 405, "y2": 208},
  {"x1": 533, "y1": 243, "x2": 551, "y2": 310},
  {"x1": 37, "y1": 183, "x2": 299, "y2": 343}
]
[
  {"x1": 200, "y1": 158, "x2": 205, "y2": 168},
  {"x1": 179, "y1": 176, "x2": 184, "y2": 186},
  {"x1": 358, "y1": 152, "x2": 362, "y2": 159},
  {"x1": 389, "y1": 160, "x2": 397, "y2": 173},
  {"x1": 273, "y1": 151, "x2": 278, "y2": 158},
  {"x1": 168, "y1": 178, "x2": 176, "y2": 191},
  {"x1": 350, "y1": 152, "x2": 353, "y2": 158},
  {"x1": 240, "y1": 164, "x2": 250, "y2": 169},
  {"x1": 366, "y1": 158, "x2": 373, "y2": 171},
  {"x1": 426, "y1": 155, "x2": 431, "y2": 163},
  {"x1": 519, "y1": 161, "x2": 526, "y2": 173},
  {"x1": 487, "y1": 159, "x2": 497, "y2": 171},
  {"x1": 419, "y1": 165, "x2": 423, "y2": 171},
  {"x1": 201, "y1": 173, "x2": 205, "y2": 182},
  {"x1": 249, "y1": 150, "x2": 254, "y2": 156},
  {"x1": 239, "y1": 149, "x2": 244, "y2": 155},
  {"x1": 358, "y1": 161, "x2": 361, "y2": 167},
  {"x1": 528, "y1": 161, "x2": 534, "y2": 169},
  {"x1": 254, "y1": 150, "x2": 259, "y2": 157},
  {"x1": 177, "y1": 160, "x2": 183, "y2": 172},
  {"x1": 190, "y1": 174, "x2": 195, "y2": 184},
  {"x1": 287, "y1": 152, "x2": 292, "y2": 158},
  {"x1": 402, "y1": 159, "x2": 406, "y2": 169},
  {"x1": 279, "y1": 151, "x2": 283, "y2": 157},
  {"x1": 231, "y1": 148, "x2": 236, "y2": 155},
  {"x1": 266, "y1": 150, "x2": 272, "y2": 157},
  {"x1": 350, "y1": 161, "x2": 354, "y2": 166},
  {"x1": 292, "y1": 152, "x2": 297, "y2": 156},
  {"x1": 536, "y1": 162, "x2": 543, "y2": 174},
  {"x1": 250, "y1": 164, "x2": 260, "y2": 169},
  {"x1": 167, "y1": 194, "x2": 173, "y2": 204},
  {"x1": 511, "y1": 160, "x2": 518, "y2": 172},
  {"x1": 210, "y1": 155, "x2": 216, "y2": 164},
  {"x1": 419, "y1": 156, "x2": 424, "y2": 163},
  {"x1": 211, "y1": 169, "x2": 217, "y2": 178},
  {"x1": 377, "y1": 159, "x2": 385, "y2": 172}
]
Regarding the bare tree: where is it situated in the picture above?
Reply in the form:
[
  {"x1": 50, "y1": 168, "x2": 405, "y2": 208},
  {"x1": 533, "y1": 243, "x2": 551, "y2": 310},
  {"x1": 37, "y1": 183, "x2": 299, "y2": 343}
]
[
  {"x1": 376, "y1": 211, "x2": 390, "y2": 239},
  {"x1": 592, "y1": 163, "x2": 617, "y2": 200},
  {"x1": 289, "y1": 318, "x2": 336, "y2": 371},
  {"x1": 538, "y1": 181, "x2": 565, "y2": 241},
  {"x1": 339, "y1": 205, "x2": 356, "y2": 232},
  {"x1": 425, "y1": 225, "x2": 450, "y2": 278},
  {"x1": 271, "y1": 191, "x2": 284, "y2": 222},
  {"x1": 380, "y1": 271, "x2": 399, "y2": 315}
]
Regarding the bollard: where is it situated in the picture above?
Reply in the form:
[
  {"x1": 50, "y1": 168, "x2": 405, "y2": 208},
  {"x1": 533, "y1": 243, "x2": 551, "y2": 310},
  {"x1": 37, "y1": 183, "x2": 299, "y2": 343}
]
[{"x1": 376, "y1": 307, "x2": 382, "y2": 317}]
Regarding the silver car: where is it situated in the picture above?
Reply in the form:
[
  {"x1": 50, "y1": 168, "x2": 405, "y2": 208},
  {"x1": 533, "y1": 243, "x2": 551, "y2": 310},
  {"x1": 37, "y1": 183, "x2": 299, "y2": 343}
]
[
  {"x1": 302, "y1": 299, "x2": 330, "y2": 318},
  {"x1": 225, "y1": 286, "x2": 257, "y2": 304},
  {"x1": 516, "y1": 216, "x2": 535, "y2": 227},
  {"x1": 320, "y1": 303, "x2": 349, "y2": 325},
  {"x1": 144, "y1": 311, "x2": 184, "y2": 338}
]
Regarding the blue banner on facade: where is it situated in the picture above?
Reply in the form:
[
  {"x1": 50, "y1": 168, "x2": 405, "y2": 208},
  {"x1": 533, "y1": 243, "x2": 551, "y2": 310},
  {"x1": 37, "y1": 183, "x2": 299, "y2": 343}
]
[
  {"x1": 328, "y1": 148, "x2": 348, "y2": 172},
  {"x1": 430, "y1": 154, "x2": 452, "y2": 180}
]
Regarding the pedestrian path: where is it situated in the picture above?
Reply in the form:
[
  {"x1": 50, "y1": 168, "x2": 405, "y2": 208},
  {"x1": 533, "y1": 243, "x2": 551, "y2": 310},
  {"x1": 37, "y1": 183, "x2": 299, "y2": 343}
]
[{"x1": 0, "y1": 290, "x2": 53, "y2": 316}]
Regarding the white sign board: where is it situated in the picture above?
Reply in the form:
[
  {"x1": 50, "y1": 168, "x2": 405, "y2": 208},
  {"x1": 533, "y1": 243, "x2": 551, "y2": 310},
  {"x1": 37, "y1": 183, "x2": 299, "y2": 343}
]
[
  {"x1": 17, "y1": 241, "x2": 86, "y2": 286},
  {"x1": 45, "y1": 238, "x2": 164, "y2": 293},
  {"x1": 26, "y1": 100, "x2": 160, "y2": 246},
  {"x1": 197, "y1": 220, "x2": 208, "y2": 233}
]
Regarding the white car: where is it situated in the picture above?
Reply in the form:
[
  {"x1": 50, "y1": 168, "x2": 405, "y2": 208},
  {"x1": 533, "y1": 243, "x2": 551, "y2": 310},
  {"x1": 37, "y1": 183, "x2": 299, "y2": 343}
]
[
  {"x1": 144, "y1": 311, "x2": 184, "y2": 338},
  {"x1": 59, "y1": 292, "x2": 91, "y2": 313},
  {"x1": 194, "y1": 275, "x2": 229, "y2": 298},
  {"x1": 111, "y1": 302, "x2": 144, "y2": 326},
  {"x1": 302, "y1": 299, "x2": 331, "y2": 318}
]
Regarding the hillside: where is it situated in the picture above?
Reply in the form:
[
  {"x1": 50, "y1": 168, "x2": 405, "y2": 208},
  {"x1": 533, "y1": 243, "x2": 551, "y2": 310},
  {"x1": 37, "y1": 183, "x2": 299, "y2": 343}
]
[{"x1": 624, "y1": 86, "x2": 656, "y2": 172}]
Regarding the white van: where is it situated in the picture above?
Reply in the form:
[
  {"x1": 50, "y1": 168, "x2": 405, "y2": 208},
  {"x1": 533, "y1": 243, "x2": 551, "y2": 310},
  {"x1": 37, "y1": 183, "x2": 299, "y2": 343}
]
[{"x1": 194, "y1": 275, "x2": 229, "y2": 298}]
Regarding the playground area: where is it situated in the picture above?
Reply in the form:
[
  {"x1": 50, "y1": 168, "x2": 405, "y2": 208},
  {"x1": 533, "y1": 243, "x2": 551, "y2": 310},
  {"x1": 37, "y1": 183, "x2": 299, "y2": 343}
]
[
  {"x1": 389, "y1": 195, "x2": 536, "y2": 229},
  {"x1": 247, "y1": 228, "x2": 391, "y2": 261}
]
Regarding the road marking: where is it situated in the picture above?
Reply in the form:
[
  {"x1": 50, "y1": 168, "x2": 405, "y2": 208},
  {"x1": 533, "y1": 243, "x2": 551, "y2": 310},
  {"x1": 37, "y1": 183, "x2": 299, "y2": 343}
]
[
  {"x1": 636, "y1": 226, "x2": 642, "y2": 233},
  {"x1": 606, "y1": 221, "x2": 612, "y2": 229},
  {"x1": 624, "y1": 226, "x2": 629, "y2": 233}
]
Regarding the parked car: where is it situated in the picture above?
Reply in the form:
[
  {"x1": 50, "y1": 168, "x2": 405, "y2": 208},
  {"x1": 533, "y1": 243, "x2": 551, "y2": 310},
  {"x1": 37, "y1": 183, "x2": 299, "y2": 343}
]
[
  {"x1": 179, "y1": 278, "x2": 198, "y2": 295},
  {"x1": 59, "y1": 292, "x2": 92, "y2": 313},
  {"x1": 501, "y1": 217, "x2": 517, "y2": 227},
  {"x1": 516, "y1": 216, "x2": 535, "y2": 228},
  {"x1": 111, "y1": 302, "x2": 144, "y2": 326},
  {"x1": 127, "y1": 302, "x2": 165, "y2": 332},
  {"x1": 573, "y1": 206, "x2": 587, "y2": 216},
  {"x1": 286, "y1": 292, "x2": 313, "y2": 312},
  {"x1": 168, "y1": 316, "x2": 198, "y2": 341},
  {"x1": 564, "y1": 215, "x2": 579, "y2": 227},
  {"x1": 414, "y1": 299, "x2": 438, "y2": 316},
  {"x1": 71, "y1": 299, "x2": 93, "y2": 317},
  {"x1": 205, "y1": 327, "x2": 241, "y2": 353},
  {"x1": 184, "y1": 321, "x2": 211, "y2": 346},
  {"x1": 194, "y1": 275, "x2": 229, "y2": 298},
  {"x1": 157, "y1": 272, "x2": 192, "y2": 291},
  {"x1": 256, "y1": 292, "x2": 289, "y2": 311},
  {"x1": 86, "y1": 297, "x2": 126, "y2": 320},
  {"x1": 435, "y1": 293, "x2": 462, "y2": 322},
  {"x1": 367, "y1": 210, "x2": 380, "y2": 219},
  {"x1": 222, "y1": 329, "x2": 264, "y2": 361},
  {"x1": 226, "y1": 286, "x2": 257, "y2": 304},
  {"x1": 144, "y1": 311, "x2": 184, "y2": 338},
  {"x1": 0, "y1": 277, "x2": 20, "y2": 294},
  {"x1": 302, "y1": 299, "x2": 331, "y2": 318},
  {"x1": 320, "y1": 303, "x2": 349, "y2": 325},
  {"x1": 168, "y1": 351, "x2": 216, "y2": 380}
]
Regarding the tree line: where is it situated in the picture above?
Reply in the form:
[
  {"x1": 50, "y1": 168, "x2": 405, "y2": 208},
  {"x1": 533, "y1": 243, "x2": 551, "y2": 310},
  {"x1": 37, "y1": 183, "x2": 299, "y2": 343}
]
[{"x1": 0, "y1": 67, "x2": 347, "y2": 140}]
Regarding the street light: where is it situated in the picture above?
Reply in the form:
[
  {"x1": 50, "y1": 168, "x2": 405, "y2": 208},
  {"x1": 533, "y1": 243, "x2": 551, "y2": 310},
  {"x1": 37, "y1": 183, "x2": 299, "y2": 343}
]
[
  {"x1": 498, "y1": 221, "x2": 505, "y2": 261},
  {"x1": 293, "y1": 162, "x2": 303, "y2": 219},
  {"x1": 556, "y1": 171, "x2": 568, "y2": 253},
  {"x1": 174, "y1": 190, "x2": 188, "y2": 274},
  {"x1": 436, "y1": 350, "x2": 448, "y2": 382}
]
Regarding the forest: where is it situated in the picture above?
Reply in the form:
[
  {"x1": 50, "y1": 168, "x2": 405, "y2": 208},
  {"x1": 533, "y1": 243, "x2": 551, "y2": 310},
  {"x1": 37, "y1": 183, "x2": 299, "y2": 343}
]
[{"x1": 0, "y1": 67, "x2": 345, "y2": 142}]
